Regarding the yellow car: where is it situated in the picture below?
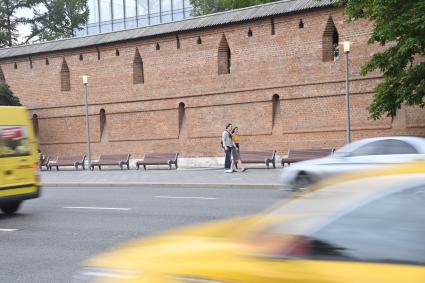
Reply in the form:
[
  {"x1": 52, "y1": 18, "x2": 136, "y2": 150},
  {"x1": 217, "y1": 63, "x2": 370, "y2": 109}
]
[{"x1": 75, "y1": 162, "x2": 425, "y2": 283}]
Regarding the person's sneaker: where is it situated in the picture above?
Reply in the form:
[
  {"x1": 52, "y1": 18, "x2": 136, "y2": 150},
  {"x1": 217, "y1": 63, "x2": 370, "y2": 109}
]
[
  {"x1": 241, "y1": 168, "x2": 247, "y2": 172},
  {"x1": 225, "y1": 169, "x2": 233, "y2": 173}
]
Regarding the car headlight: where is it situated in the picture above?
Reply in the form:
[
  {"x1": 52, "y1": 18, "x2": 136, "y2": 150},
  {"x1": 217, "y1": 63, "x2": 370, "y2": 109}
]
[
  {"x1": 172, "y1": 276, "x2": 225, "y2": 283},
  {"x1": 73, "y1": 267, "x2": 140, "y2": 283}
]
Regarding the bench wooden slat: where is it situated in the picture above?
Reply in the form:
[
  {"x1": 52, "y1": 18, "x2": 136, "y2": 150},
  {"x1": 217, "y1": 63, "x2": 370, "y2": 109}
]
[
  {"x1": 136, "y1": 153, "x2": 179, "y2": 170},
  {"x1": 239, "y1": 150, "x2": 276, "y2": 168},
  {"x1": 281, "y1": 148, "x2": 334, "y2": 166},
  {"x1": 49, "y1": 155, "x2": 86, "y2": 170},
  {"x1": 90, "y1": 154, "x2": 131, "y2": 170}
]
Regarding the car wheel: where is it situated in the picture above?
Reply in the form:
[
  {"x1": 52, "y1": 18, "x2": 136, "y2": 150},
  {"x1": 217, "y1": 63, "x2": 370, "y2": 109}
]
[
  {"x1": 1, "y1": 201, "x2": 22, "y2": 215},
  {"x1": 293, "y1": 172, "x2": 314, "y2": 191}
]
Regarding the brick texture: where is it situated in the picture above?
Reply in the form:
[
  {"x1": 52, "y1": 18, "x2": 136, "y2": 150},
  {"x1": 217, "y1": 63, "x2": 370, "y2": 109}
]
[{"x1": 0, "y1": 6, "x2": 424, "y2": 159}]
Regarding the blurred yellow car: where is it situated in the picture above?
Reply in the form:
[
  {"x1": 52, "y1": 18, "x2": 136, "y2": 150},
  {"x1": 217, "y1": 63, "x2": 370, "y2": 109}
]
[{"x1": 75, "y1": 162, "x2": 425, "y2": 283}]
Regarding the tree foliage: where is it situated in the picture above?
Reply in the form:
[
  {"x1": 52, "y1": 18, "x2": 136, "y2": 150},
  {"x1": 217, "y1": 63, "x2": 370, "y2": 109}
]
[
  {"x1": 338, "y1": 0, "x2": 425, "y2": 119},
  {"x1": 0, "y1": 83, "x2": 21, "y2": 106},
  {"x1": 0, "y1": 0, "x2": 37, "y2": 47},
  {"x1": 190, "y1": 0, "x2": 279, "y2": 16},
  {"x1": 27, "y1": 0, "x2": 89, "y2": 41}
]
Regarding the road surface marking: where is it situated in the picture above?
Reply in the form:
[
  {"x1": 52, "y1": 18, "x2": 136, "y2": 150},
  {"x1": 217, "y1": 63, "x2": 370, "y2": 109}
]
[
  {"x1": 154, "y1": 196, "x2": 217, "y2": 200},
  {"x1": 0, "y1": 228, "x2": 18, "y2": 232},
  {"x1": 63, "y1": 206, "x2": 131, "y2": 211}
]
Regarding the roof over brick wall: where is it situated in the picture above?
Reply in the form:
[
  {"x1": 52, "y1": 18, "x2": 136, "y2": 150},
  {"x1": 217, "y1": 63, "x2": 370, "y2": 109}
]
[{"x1": 0, "y1": 0, "x2": 334, "y2": 59}]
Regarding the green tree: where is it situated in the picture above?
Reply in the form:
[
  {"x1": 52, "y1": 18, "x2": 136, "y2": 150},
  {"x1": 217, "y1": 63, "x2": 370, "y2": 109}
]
[
  {"x1": 27, "y1": 0, "x2": 89, "y2": 41},
  {"x1": 190, "y1": 0, "x2": 279, "y2": 16},
  {"x1": 0, "y1": 83, "x2": 21, "y2": 106},
  {"x1": 338, "y1": 0, "x2": 425, "y2": 119},
  {"x1": 0, "y1": 0, "x2": 37, "y2": 47}
]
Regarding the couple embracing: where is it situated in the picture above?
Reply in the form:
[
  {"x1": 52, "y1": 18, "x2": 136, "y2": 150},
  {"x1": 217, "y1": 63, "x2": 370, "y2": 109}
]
[{"x1": 222, "y1": 123, "x2": 246, "y2": 173}]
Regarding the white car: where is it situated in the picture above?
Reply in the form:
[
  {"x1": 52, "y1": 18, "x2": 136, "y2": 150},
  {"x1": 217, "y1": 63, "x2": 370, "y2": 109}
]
[{"x1": 281, "y1": 136, "x2": 425, "y2": 191}]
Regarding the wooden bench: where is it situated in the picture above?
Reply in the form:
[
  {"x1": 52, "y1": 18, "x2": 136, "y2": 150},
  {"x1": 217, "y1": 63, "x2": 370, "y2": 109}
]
[
  {"x1": 49, "y1": 155, "x2": 86, "y2": 171},
  {"x1": 39, "y1": 155, "x2": 50, "y2": 171},
  {"x1": 281, "y1": 148, "x2": 334, "y2": 167},
  {"x1": 239, "y1": 150, "x2": 277, "y2": 168},
  {"x1": 136, "y1": 153, "x2": 179, "y2": 170},
  {"x1": 90, "y1": 154, "x2": 131, "y2": 170}
]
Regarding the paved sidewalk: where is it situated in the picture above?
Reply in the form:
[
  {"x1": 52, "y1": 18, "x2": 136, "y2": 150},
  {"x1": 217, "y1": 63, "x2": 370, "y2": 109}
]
[{"x1": 40, "y1": 168, "x2": 283, "y2": 189}]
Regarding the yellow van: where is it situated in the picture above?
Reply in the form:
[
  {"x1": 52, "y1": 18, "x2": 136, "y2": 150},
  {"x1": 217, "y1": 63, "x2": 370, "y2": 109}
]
[{"x1": 0, "y1": 106, "x2": 40, "y2": 214}]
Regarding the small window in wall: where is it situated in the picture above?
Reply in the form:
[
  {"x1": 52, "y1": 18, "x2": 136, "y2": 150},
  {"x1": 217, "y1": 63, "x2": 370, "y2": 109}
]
[
  {"x1": 115, "y1": 49, "x2": 120, "y2": 56},
  {"x1": 218, "y1": 34, "x2": 231, "y2": 75},
  {"x1": 96, "y1": 47, "x2": 101, "y2": 60},
  {"x1": 299, "y1": 19, "x2": 304, "y2": 28},
  {"x1": 197, "y1": 36, "x2": 202, "y2": 44},
  {"x1": 176, "y1": 35, "x2": 181, "y2": 49},
  {"x1": 99, "y1": 109, "x2": 106, "y2": 138},
  {"x1": 156, "y1": 43, "x2": 160, "y2": 50},
  {"x1": 247, "y1": 28, "x2": 253, "y2": 37},
  {"x1": 60, "y1": 58, "x2": 71, "y2": 91},
  {"x1": 45, "y1": 58, "x2": 49, "y2": 65},
  {"x1": 79, "y1": 54, "x2": 84, "y2": 61},
  {"x1": 29, "y1": 58, "x2": 33, "y2": 69},
  {"x1": 14, "y1": 62, "x2": 17, "y2": 69},
  {"x1": 178, "y1": 102, "x2": 185, "y2": 135},
  {"x1": 323, "y1": 16, "x2": 339, "y2": 62},
  {"x1": 32, "y1": 114, "x2": 39, "y2": 137},
  {"x1": 133, "y1": 48, "x2": 144, "y2": 84},
  {"x1": 271, "y1": 18, "x2": 276, "y2": 35},
  {"x1": 0, "y1": 65, "x2": 5, "y2": 83},
  {"x1": 272, "y1": 94, "x2": 280, "y2": 129}
]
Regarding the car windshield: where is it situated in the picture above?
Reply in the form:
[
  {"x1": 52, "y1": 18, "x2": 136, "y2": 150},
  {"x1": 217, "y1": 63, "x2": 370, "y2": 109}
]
[{"x1": 255, "y1": 175, "x2": 425, "y2": 265}]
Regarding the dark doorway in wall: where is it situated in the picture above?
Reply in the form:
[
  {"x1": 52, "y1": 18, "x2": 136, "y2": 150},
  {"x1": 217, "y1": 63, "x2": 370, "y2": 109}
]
[
  {"x1": 218, "y1": 34, "x2": 231, "y2": 75},
  {"x1": 32, "y1": 114, "x2": 39, "y2": 137},
  {"x1": 272, "y1": 94, "x2": 281, "y2": 130},
  {"x1": 60, "y1": 58, "x2": 71, "y2": 91},
  {"x1": 133, "y1": 48, "x2": 144, "y2": 84},
  {"x1": 100, "y1": 109, "x2": 106, "y2": 140},
  {"x1": 178, "y1": 102, "x2": 186, "y2": 136},
  {"x1": 323, "y1": 16, "x2": 339, "y2": 62}
]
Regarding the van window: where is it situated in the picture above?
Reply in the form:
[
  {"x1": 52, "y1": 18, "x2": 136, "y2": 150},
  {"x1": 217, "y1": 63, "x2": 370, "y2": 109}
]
[{"x1": 0, "y1": 126, "x2": 31, "y2": 157}]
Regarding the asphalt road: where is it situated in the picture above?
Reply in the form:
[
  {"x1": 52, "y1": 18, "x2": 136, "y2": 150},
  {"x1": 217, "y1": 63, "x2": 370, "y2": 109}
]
[{"x1": 0, "y1": 186, "x2": 287, "y2": 283}]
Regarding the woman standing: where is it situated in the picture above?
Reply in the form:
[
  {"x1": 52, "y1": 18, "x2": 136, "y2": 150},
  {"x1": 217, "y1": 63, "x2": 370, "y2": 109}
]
[{"x1": 231, "y1": 127, "x2": 246, "y2": 172}]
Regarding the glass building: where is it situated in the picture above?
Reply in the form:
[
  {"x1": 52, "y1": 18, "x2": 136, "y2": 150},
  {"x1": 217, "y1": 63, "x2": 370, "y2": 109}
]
[{"x1": 76, "y1": 0, "x2": 192, "y2": 36}]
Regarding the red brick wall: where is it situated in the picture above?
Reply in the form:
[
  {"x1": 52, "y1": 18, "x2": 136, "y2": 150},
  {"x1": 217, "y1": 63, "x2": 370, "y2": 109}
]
[{"x1": 0, "y1": 6, "x2": 424, "y2": 159}]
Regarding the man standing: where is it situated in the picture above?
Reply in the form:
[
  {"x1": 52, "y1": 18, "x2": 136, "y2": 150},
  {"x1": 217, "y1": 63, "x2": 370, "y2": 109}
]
[{"x1": 222, "y1": 123, "x2": 233, "y2": 173}]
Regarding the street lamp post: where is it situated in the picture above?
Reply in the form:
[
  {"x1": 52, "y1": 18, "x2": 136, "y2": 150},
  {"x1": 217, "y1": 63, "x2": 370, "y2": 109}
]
[
  {"x1": 343, "y1": 41, "x2": 351, "y2": 144},
  {"x1": 82, "y1": 75, "x2": 92, "y2": 169}
]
